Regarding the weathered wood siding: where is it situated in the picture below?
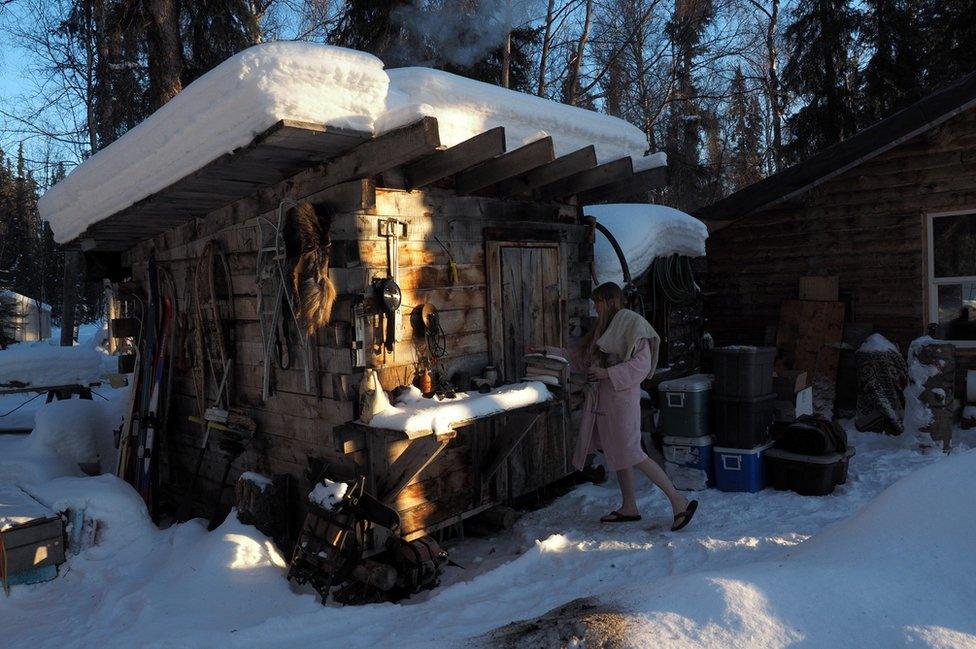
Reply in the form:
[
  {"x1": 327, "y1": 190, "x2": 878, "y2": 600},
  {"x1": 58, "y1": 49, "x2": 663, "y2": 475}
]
[
  {"x1": 122, "y1": 176, "x2": 590, "y2": 527},
  {"x1": 705, "y1": 108, "x2": 976, "y2": 358}
]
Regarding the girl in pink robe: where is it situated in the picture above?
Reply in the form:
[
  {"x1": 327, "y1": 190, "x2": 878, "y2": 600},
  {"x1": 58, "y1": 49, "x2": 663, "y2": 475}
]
[{"x1": 541, "y1": 283, "x2": 698, "y2": 529}]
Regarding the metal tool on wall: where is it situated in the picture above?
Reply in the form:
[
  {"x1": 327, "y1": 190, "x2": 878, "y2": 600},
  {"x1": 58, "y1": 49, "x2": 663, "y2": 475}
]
[{"x1": 378, "y1": 218, "x2": 407, "y2": 352}]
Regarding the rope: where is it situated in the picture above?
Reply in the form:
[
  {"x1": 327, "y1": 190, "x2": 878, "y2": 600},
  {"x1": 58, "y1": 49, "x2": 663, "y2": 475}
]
[
  {"x1": 0, "y1": 392, "x2": 43, "y2": 418},
  {"x1": 649, "y1": 254, "x2": 700, "y2": 321}
]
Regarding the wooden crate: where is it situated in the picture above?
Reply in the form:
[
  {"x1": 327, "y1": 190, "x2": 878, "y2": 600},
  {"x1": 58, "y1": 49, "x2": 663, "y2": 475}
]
[{"x1": 0, "y1": 486, "x2": 65, "y2": 586}]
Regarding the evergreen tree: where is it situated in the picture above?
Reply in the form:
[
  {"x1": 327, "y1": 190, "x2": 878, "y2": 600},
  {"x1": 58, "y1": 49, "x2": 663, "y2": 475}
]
[
  {"x1": 859, "y1": 0, "x2": 925, "y2": 126},
  {"x1": 664, "y1": 0, "x2": 714, "y2": 210},
  {"x1": 182, "y1": 0, "x2": 265, "y2": 84},
  {"x1": 782, "y1": 0, "x2": 861, "y2": 162},
  {"x1": 0, "y1": 271, "x2": 16, "y2": 349},
  {"x1": 922, "y1": 0, "x2": 976, "y2": 90},
  {"x1": 728, "y1": 67, "x2": 764, "y2": 190},
  {"x1": 331, "y1": 0, "x2": 411, "y2": 65}
]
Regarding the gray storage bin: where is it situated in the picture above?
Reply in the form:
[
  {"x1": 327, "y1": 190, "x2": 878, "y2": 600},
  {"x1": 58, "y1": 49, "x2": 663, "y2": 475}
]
[
  {"x1": 658, "y1": 373, "x2": 712, "y2": 438},
  {"x1": 712, "y1": 346, "x2": 776, "y2": 398}
]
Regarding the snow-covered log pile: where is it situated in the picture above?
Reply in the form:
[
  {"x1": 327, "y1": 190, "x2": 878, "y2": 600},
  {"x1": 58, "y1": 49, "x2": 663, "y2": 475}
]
[
  {"x1": 39, "y1": 42, "x2": 661, "y2": 243},
  {"x1": 903, "y1": 336, "x2": 955, "y2": 449},
  {"x1": 585, "y1": 203, "x2": 708, "y2": 287}
]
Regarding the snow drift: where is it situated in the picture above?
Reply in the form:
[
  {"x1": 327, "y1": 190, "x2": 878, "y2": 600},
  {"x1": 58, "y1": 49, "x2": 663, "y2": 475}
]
[
  {"x1": 586, "y1": 203, "x2": 709, "y2": 286},
  {"x1": 609, "y1": 449, "x2": 976, "y2": 648},
  {"x1": 40, "y1": 41, "x2": 659, "y2": 243}
]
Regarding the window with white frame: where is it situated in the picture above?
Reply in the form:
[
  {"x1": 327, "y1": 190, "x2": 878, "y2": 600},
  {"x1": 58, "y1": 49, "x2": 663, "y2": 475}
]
[{"x1": 928, "y1": 210, "x2": 976, "y2": 343}]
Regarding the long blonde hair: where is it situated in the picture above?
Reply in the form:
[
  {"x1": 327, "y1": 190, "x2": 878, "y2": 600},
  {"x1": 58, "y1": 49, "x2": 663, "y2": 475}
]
[{"x1": 583, "y1": 282, "x2": 625, "y2": 365}]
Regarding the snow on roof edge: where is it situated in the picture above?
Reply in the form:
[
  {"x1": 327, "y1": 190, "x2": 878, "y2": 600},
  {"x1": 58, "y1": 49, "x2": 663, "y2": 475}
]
[
  {"x1": 40, "y1": 41, "x2": 662, "y2": 244},
  {"x1": 585, "y1": 203, "x2": 708, "y2": 287}
]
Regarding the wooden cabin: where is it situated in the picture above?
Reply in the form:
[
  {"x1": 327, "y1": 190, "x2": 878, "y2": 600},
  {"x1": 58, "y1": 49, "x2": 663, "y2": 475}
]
[
  {"x1": 0, "y1": 291, "x2": 52, "y2": 343},
  {"x1": 56, "y1": 112, "x2": 667, "y2": 546},
  {"x1": 697, "y1": 72, "x2": 976, "y2": 402}
]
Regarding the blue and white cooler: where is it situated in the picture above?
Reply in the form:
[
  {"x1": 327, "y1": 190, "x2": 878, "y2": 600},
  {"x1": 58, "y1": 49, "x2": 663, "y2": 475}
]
[
  {"x1": 713, "y1": 441, "x2": 774, "y2": 493},
  {"x1": 663, "y1": 435, "x2": 715, "y2": 490}
]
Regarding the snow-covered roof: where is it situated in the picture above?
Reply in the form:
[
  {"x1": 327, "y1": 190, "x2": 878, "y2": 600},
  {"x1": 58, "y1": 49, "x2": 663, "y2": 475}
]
[
  {"x1": 586, "y1": 203, "x2": 708, "y2": 286},
  {"x1": 39, "y1": 41, "x2": 662, "y2": 244},
  {"x1": 0, "y1": 290, "x2": 52, "y2": 312}
]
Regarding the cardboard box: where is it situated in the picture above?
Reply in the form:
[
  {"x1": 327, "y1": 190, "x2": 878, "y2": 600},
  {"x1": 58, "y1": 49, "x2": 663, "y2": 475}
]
[
  {"x1": 773, "y1": 370, "x2": 808, "y2": 400},
  {"x1": 772, "y1": 386, "x2": 814, "y2": 421},
  {"x1": 799, "y1": 276, "x2": 839, "y2": 302}
]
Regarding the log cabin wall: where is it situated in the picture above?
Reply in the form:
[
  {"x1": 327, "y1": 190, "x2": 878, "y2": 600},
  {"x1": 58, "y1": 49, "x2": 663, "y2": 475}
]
[
  {"x1": 704, "y1": 106, "x2": 976, "y2": 387},
  {"x1": 121, "y1": 174, "x2": 592, "y2": 521}
]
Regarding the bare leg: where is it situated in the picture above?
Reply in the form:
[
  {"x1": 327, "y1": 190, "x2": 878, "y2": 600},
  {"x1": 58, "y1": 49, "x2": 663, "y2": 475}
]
[
  {"x1": 633, "y1": 458, "x2": 689, "y2": 516},
  {"x1": 616, "y1": 468, "x2": 639, "y2": 516}
]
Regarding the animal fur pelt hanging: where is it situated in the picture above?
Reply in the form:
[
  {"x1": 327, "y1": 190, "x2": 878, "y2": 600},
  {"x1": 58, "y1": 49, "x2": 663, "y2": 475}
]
[{"x1": 283, "y1": 201, "x2": 336, "y2": 334}]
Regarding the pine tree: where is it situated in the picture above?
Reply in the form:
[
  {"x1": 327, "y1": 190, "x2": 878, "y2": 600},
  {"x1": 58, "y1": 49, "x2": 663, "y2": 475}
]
[
  {"x1": 859, "y1": 0, "x2": 925, "y2": 126},
  {"x1": 728, "y1": 67, "x2": 764, "y2": 190},
  {"x1": 922, "y1": 0, "x2": 976, "y2": 90},
  {"x1": 331, "y1": 0, "x2": 411, "y2": 65},
  {"x1": 782, "y1": 0, "x2": 861, "y2": 162},
  {"x1": 182, "y1": 0, "x2": 265, "y2": 84},
  {"x1": 664, "y1": 0, "x2": 714, "y2": 210}
]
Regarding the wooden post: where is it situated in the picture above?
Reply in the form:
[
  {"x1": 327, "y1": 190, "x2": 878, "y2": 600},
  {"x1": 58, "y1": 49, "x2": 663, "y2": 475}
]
[{"x1": 60, "y1": 249, "x2": 82, "y2": 346}]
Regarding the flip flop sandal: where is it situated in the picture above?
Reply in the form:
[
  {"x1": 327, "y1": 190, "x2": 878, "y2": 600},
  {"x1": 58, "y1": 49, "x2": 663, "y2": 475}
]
[
  {"x1": 671, "y1": 500, "x2": 699, "y2": 531},
  {"x1": 600, "y1": 511, "x2": 642, "y2": 523}
]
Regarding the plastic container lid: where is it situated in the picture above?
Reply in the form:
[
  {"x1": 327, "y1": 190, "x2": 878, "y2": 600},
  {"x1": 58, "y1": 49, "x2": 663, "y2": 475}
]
[
  {"x1": 765, "y1": 447, "x2": 856, "y2": 463},
  {"x1": 713, "y1": 345, "x2": 776, "y2": 355},
  {"x1": 658, "y1": 373, "x2": 714, "y2": 393},
  {"x1": 713, "y1": 441, "x2": 775, "y2": 455},
  {"x1": 664, "y1": 435, "x2": 715, "y2": 447}
]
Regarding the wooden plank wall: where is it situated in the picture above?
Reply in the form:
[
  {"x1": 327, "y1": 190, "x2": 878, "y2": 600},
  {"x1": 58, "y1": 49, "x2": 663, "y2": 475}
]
[
  {"x1": 122, "y1": 180, "x2": 591, "y2": 521},
  {"x1": 705, "y1": 108, "x2": 976, "y2": 362}
]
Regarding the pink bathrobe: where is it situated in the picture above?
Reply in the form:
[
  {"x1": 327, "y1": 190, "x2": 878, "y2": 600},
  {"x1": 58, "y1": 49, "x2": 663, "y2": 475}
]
[{"x1": 549, "y1": 338, "x2": 655, "y2": 472}]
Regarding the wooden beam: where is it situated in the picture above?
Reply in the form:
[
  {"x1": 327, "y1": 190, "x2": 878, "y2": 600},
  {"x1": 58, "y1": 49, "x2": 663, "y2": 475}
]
[
  {"x1": 403, "y1": 127, "x2": 506, "y2": 189},
  {"x1": 495, "y1": 145, "x2": 597, "y2": 197},
  {"x1": 455, "y1": 136, "x2": 555, "y2": 195},
  {"x1": 378, "y1": 435, "x2": 452, "y2": 504},
  {"x1": 537, "y1": 156, "x2": 634, "y2": 201},
  {"x1": 322, "y1": 116, "x2": 441, "y2": 183},
  {"x1": 481, "y1": 410, "x2": 544, "y2": 485},
  {"x1": 577, "y1": 165, "x2": 669, "y2": 204}
]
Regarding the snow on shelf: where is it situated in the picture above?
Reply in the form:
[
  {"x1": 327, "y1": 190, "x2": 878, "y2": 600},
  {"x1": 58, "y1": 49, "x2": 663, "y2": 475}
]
[
  {"x1": 366, "y1": 381, "x2": 552, "y2": 438},
  {"x1": 0, "y1": 342, "x2": 106, "y2": 388},
  {"x1": 40, "y1": 41, "x2": 661, "y2": 244},
  {"x1": 585, "y1": 203, "x2": 708, "y2": 287}
]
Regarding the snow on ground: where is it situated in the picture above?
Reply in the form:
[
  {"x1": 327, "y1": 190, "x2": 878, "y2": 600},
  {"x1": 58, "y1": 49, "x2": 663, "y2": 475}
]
[
  {"x1": 41, "y1": 42, "x2": 658, "y2": 243},
  {"x1": 2, "y1": 421, "x2": 974, "y2": 649},
  {"x1": 586, "y1": 203, "x2": 709, "y2": 287}
]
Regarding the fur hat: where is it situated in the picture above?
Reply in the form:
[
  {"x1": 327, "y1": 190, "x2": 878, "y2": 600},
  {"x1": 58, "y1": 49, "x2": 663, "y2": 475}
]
[{"x1": 283, "y1": 202, "x2": 336, "y2": 334}]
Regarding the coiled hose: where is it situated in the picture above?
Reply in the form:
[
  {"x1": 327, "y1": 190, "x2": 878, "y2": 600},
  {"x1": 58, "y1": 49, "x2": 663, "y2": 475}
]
[{"x1": 649, "y1": 254, "x2": 700, "y2": 320}]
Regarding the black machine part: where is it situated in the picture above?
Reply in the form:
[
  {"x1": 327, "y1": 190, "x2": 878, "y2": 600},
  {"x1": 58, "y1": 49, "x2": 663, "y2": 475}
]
[
  {"x1": 372, "y1": 277, "x2": 401, "y2": 352},
  {"x1": 584, "y1": 216, "x2": 644, "y2": 316}
]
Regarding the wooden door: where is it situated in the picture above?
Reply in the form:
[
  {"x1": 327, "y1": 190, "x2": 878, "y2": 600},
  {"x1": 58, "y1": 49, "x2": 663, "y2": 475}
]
[{"x1": 488, "y1": 242, "x2": 562, "y2": 382}]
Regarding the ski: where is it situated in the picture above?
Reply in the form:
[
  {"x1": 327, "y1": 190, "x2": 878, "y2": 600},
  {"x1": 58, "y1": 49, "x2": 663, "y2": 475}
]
[{"x1": 141, "y1": 295, "x2": 173, "y2": 508}]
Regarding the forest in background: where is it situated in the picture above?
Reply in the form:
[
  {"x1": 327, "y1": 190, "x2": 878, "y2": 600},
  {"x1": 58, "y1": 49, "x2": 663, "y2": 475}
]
[{"x1": 0, "y1": 0, "x2": 974, "y2": 322}]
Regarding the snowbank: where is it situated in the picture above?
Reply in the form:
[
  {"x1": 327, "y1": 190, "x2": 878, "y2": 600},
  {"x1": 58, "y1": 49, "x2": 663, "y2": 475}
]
[
  {"x1": 611, "y1": 449, "x2": 976, "y2": 648},
  {"x1": 586, "y1": 203, "x2": 709, "y2": 286},
  {"x1": 40, "y1": 41, "x2": 658, "y2": 243},
  {"x1": 368, "y1": 381, "x2": 552, "y2": 436}
]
